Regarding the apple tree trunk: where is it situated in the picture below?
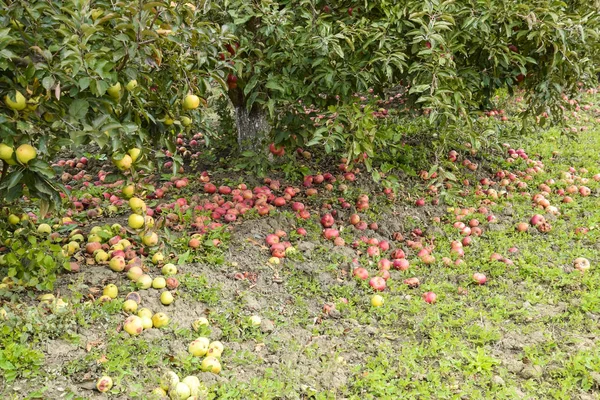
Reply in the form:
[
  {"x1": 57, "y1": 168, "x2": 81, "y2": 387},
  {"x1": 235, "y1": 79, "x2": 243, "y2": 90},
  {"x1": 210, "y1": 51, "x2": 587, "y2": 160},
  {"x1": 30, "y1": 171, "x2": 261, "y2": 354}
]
[
  {"x1": 234, "y1": 105, "x2": 270, "y2": 150},
  {"x1": 229, "y1": 86, "x2": 270, "y2": 151}
]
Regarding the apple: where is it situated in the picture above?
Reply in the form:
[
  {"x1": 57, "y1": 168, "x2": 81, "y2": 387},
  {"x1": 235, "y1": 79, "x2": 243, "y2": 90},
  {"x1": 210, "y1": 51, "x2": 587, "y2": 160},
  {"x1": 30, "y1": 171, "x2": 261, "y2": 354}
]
[
  {"x1": 121, "y1": 185, "x2": 135, "y2": 199},
  {"x1": 182, "y1": 116, "x2": 192, "y2": 126},
  {"x1": 182, "y1": 376, "x2": 203, "y2": 397},
  {"x1": 137, "y1": 274, "x2": 153, "y2": 289},
  {"x1": 207, "y1": 341, "x2": 224, "y2": 358},
  {"x1": 126, "y1": 266, "x2": 143, "y2": 281},
  {"x1": 472, "y1": 272, "x2": 487, "y2": 285},
  {"x1": 107, "y1": 82, "x2": 122, "y2": 99},
  {"x1": 171, "y1": 382, "x2": 191, "y2": 399},
  {"x1": 152, "y1": 312, "x2": 170, "y2": 328},
  {"x1": 109, "y1": 256, "x2": 126, "y2": 272},
  {"x1": 161, "y1": 263, "x2": 178, "y2": 276},
  {"x1": 37, "y1": 223, "x2": 52, "y2": 235},
  {"x1": 353, "y1": 267, "x2": 369, "y2": 280},
  {"x1": 166, "y1": 277, "x2": 179, "y2": 290},
  {"x1": 160, "y1": 291, "x2": 174, "y2": 305},
  {"x1": 96, "y1": 376, "x2": 113, "y2": 393},
  {"x1": 152, "y1": 276, "x2": 166, "y2": 289},
  {"x1": 125, "y1": 292, "x2": 142, "y2": 304},
  {"x1": 200, "y1": 356, "x2": 221, "y2": 374},
  {"x1": 369, "y1": 277, "x2": 386, "y2": 291},
  {"x1": 95, "y1": 250, "x2": 109, "y2": 262},
  {"x1": 128, "y1": 214, "x2": 145, "y2": 229},
  {"x1": 4, "y1": 90, "x2": 26, "y2": 111},
  {"x1": 113, "y1": 154, "x2": 132, "y2": 170},
  {"x1": 142, "y1": 232, "x2": 159, "y2": 247},
  {"x1": 160, "y1": 371, "x2": 179, "y2": 391},
  {"x1": 0, "y1": 143, "x2": 14, "y2": 162},
  {"x1": 423, "y1": 292, "x2": 437, "y2": 304},
  {"x1": 141, "y1": 316, "x2": 153, "y2": 329},
  {"x1": 573, "y1": 257, "x2": 590, "y2": 272},
  {"x1": 125, "y1": 79, "x2": 138, "y2": 91},
  {"x1": 137, "y1": 308, "x2": 153, "y2": 319},
  {"x1": 371, "y1": 294, "x2": 384, "y2": 307},
  {"x1": 129, "y1": 197, "x2": 146, "y2": 214},
  {"x1": 128, "y1": 148, "x2": 141, "y2": 163},
  {"x1": 123, "y1": 315, "x2": 143, "y2": 335},
  {"x1": 189, "y1": 337, "x2": 210, "y2": 356},
  {"x1": 103, "y1": 284, "x2": 118, "y2": 299},
  {"x1": 15, "y1": 144, "x2": 37, "y2": 164},
  {"x1": 183, "y1": 94, "x2": 200, "y2": 110},
  {"x1": 122, "y1": 299, "x2": 138, "y2": 313},
  {"x1": 152, "y1": 252, "x2": 165, "y2": 265}
]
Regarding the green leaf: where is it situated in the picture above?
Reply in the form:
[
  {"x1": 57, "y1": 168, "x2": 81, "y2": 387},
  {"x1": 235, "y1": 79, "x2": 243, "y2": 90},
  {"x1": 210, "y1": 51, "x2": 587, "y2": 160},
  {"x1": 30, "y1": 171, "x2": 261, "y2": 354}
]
[
  {"x1": 68, "y1": 99, "x2": 89, "y2": 120},
  {"x1": 42, "y1": 76, "x2": 55, "y2": 91},
  {"x1": 265, "y1": 80, "x2": 285, "y2": 93}
]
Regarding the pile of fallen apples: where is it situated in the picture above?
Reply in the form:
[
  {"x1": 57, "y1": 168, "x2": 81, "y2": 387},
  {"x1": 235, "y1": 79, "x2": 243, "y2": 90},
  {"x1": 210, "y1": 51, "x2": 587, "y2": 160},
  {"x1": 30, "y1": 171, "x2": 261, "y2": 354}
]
[{"x1": 7, "y1": 101, "x2": 598, "y2": 396}]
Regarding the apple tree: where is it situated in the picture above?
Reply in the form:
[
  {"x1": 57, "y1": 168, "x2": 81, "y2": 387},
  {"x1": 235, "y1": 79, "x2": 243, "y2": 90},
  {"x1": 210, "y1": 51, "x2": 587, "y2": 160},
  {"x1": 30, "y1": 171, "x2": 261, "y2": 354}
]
[
  {"x1": 208, "y1": 0, "x2": 600, "y2": 162},
  {"x1": 0, "y1": 0, "x2": 234, "y2": 211}
]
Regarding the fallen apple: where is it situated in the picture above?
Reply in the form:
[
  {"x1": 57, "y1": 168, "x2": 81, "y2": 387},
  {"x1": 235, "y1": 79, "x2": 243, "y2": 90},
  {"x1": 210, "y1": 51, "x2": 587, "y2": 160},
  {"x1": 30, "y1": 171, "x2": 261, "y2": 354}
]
[
  {"x1": 152, "y1": 312, "x2": 170, "y2": 328},
  {"x1": 103, "y1": 284, "x2": 118, "y2": 299},
  {"x1": 573, "y1": 257, "x2": 590, "y2": 272},
  {"x1": 152, "y1": 276, "x2": 167, "y2": 289},
  {"x1": 137, "y1": 274, "x2": 153, "y2": 290},
  {"x1": 123, "y1": 315, "x2": 144, "y2": 335},
  {"x1": 109, "y1": 256, "x2": 126, "y2": 272},
  {"x1": 160, "y1": 371, "x2": 179, "y2": 391},
  {"x1": 122, "y1": 299, "x2": 138, "y2": 313},
  {"x1": 141, "y1": 316, "x2": 153, "y2": 329},
  {"x1": 371, "y1": 294, "x2": 384, "y2": 307},
  {"x1": 162, "y1": 263, "x2": 178, "y2": 276},
  {"x1": 96, "y1": 375, "x2": 113, "y2": 392},
  {"x1": 423, "y1": 291, "x2": 437, "y2": 304},
  {"x1": 182, "y1": 376, "x2": 202, "y2": 397},
  {"x1": 188, "y1": 337, "x2": 210, "y2": 356},
  {"x1": 200, "y1": 356, "x2": 221, "y2": 374},
  {"x1": 137, "y1": 307, "x2": 153, "y2": 319},
  {"x1": 160, "y1": 291, "x2": 174, "y2": 305},
  {"x1": 192, "y1": 317, "x2": 209, "y2": 331},
  {"x1": 171, "y1": 382, "x2": 191, "y2": 400}
]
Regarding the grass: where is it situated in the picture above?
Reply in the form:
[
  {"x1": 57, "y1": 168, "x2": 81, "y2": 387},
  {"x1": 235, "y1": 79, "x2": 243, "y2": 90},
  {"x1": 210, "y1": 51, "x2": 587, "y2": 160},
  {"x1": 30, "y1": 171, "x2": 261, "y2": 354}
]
[{"x1": 2, "y1": 94, "x2": 600, "y2": 399}]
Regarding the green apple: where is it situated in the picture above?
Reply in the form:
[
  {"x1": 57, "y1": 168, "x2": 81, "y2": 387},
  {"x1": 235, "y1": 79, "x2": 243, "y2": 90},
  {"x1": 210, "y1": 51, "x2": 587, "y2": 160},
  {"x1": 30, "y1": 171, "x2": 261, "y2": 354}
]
[
  {"x1": 161, "y1": 263, "x2": 177, "y2": 276},
  {"x1": 107, "y1": 82, "x2": 122, "y2": 99},
  {"x1": 160, "y1": 291, "x2": 174, "y2": 305},
  {"x1": 126, "y1": 79, "x2": 138, "y2": 91},
  {"x1": 152, "y1": 276, "x2": 166, "y2": 289}
]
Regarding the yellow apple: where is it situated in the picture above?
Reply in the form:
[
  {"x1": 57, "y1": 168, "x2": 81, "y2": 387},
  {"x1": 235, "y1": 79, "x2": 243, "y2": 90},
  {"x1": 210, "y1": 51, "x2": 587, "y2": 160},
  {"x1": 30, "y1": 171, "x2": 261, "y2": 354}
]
[
  {"x1": 15, "y1": 144, "x2": 37, "y2": 164},
  {"x1": 4, "y1": 91, "x2": 26, "y2": 111},
  {"x1": 113, "y1": 154, "x2": 132, "y2": 170},
  {"x1": 128, "y1": 214, "x2": 145, "y2": 229},
  {"x1": 183, "y1": 94, "x2": 200, "y2": 110},
  {"x1": 128, "y1": 148, "x2": 141, "y2": 163},
  {"x1": 0, "y1": 144, "x2": 14, "y2": 163}
]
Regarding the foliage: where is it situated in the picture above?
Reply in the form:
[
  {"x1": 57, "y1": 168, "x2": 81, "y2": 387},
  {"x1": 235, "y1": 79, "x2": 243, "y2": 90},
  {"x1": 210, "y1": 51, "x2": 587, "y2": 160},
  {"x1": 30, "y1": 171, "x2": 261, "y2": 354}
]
[
  {"x1": 0, "y1": 221, "x2": 68, "y2": 290},
  {"x1": 0, "y1": 0, "x2": 233, "y2": 208},
  {"x1": 209, "y1": 0, "x2": 600, "y2": 158}
]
